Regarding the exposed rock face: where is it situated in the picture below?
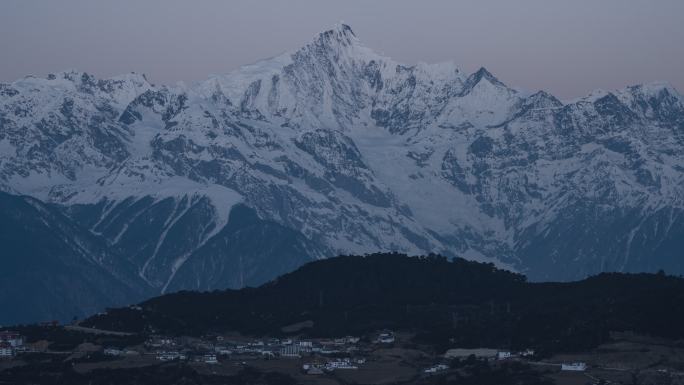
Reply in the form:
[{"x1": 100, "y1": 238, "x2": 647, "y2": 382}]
[{"x1": 1, "y1": 25, "x2": 683, "y2": 323}]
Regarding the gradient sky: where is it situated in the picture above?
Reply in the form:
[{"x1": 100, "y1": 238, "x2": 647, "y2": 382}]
[{"x1": 1, "y1": 0, "x2": 682, "y2": 99}]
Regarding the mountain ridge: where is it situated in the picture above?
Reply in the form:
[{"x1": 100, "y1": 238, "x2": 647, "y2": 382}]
[{"x1": 1, "y1": 24, "x2": 683, "y2": 323}]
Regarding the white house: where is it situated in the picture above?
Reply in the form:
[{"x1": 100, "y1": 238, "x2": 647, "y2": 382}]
[
  {"x1": 156, "y1": 351, "x2": 187, "y2": 361},
  {"x1": 424, "y1": 364, "x2": 449, "y2": 374},
  {"x1": 103, "y1": 348, "x2": 123, "y2": 356},
  {"x1": 0, "y1": 332, "x2": 23, "y2": 347},
  {"x1": 280, "y1": 345, "x2": 302, "y2": 358},
  {"x1": 325, "y1": 359, "x2": 358, "y2": 371},
  {"x1": 147, "y1": 337, "x2": 175, "y2": 348},
  {"x1": 0, "y1": 343, "x2": 13, "y2": 358},
  {"x1": 561, "y1": 362, "x2": 587, "y2": 371},
  {"x1": 497, "y1": 351, "x2": 512, "y2": 360},
  {"x1": 203, "y1": 354, "x2": 218, "y2": 364},
  {"x1": 377, "y1": 332, "x2": 395, "y2": 344},
  {"x1": 215, "y1": 347, "x2": 232, "y2": 356}
]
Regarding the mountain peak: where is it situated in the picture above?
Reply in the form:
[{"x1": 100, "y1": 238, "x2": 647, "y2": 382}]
[
  {"x1": 527, "y1": 90, "x2": 563, "y2": 108},
  {"x1": 473, "y1": 67, "x2": 505, "y2": 86},
  {"x1": 285, "y1": 23, "x2": 389, "y2": 74},
  {"x1": 313, "y1": 23, "x2": 359, "y2": 49},
  {"x1": 627, "y1": 81, "x2": 681, "y2": 100},
  {"x1": 334, "y1": 23, "x2": 356, "y2": 37},
  {"x1": 459, "y1": 67, "x2": 509, "y2": 96},
  {"x1": 327, "y1": 23, "x2": 356, "y2": 38}
]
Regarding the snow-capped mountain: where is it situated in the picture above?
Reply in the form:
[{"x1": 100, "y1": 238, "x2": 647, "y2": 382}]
[{"x1": 1, "y1": 24, "x2": 683, "y2": 323}]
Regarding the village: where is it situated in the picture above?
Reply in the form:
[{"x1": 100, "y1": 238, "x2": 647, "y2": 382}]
[
  {"x1": 3, "y1": 327, "x2": 684, "y2": 384},
  {"x1": 1, "y1": 327, "x2": 593, "y2": 382}
]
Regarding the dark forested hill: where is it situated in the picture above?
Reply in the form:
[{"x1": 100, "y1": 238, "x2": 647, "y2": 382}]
[{"x1": 82, "y1": 253, "x2": 684, "y2": 354}]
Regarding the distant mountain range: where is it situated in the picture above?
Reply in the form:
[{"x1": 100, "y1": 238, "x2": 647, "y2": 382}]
[{"x1": 1, "y1": 24, "x2": 683, "y2": 324}]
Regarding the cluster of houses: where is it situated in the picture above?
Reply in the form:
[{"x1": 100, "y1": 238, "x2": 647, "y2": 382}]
[
  {"x1": 443, "y1": 347, "x2": 536, "y2": 361},
  {"x1": 424, "y1": 363, "x2": 449, "y2": 375},
  {"x1": 103, "y1": 337, "x2": 223, "y2": 364},
  {"x1": 0, "y1": 331, "x2": 24, "y2": 358},
  {"x1": 496, "y1": 349, "x2": 535, "y2": 360},
  {"x1": 375, "y1": 331, "x2": 395, "y2": 344},
  {"x1": 422, "y1": 348, "x2": 537, "y2": 375},
  {"x1": 104, "y1": 334, "x2": 366, "y2": 365},
  {"x1": 206, "y1": 335, "x2": 363, "y2": 359},
  {"x1": 302, "y1": 357, "x2": 366, "y2": 374},
  {"x1": 152, "y1": 351, "x2": 217, "y2": 364},
  {"x1": 0, "y1": 343, "x2": 12, "y2": 358},
  {"x1": 561, "y1": 362, "x2": 587, "y2": 371},
  {"x1": 1, "y1": 328, "x2": 591, "y2": 377},
  {"x1": 441, "y1": 346, "x2": 588, "y2": 373},
  {"x1": 273, "y1": 336, "x2": 362, "y2": 358}
]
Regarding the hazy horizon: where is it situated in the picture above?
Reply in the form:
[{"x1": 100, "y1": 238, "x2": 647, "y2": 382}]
[{"x1": 1, "y1": 0, "x2": 683, "y2": 99}]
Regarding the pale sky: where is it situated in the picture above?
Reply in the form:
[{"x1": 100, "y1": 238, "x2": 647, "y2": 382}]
[{"x1": 1, "y1": 0, "x2": 683, "y2": 99}]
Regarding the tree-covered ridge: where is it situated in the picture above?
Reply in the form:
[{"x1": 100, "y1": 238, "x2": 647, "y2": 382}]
[{"x1": 83, "y1": 253, "x2": 684, "y2": 354}]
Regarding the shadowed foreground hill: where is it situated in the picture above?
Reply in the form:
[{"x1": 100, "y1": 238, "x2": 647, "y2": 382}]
[{"x1": 83, "y1": 253, "x2": 684, "y2": 353}]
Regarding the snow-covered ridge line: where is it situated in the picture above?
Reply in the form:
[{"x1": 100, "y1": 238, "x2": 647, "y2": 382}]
[
  {"x1": 1, "y1": 23, "x2": 683, "y2": 287},
  {"x1": 3, "y1": 24, "x2": 678, "y2": 107}
]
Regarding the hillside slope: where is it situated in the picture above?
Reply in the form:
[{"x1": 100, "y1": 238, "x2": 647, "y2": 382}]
[{"x1": 83, "y1": 253, "x2": 684, "y2": 353}]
